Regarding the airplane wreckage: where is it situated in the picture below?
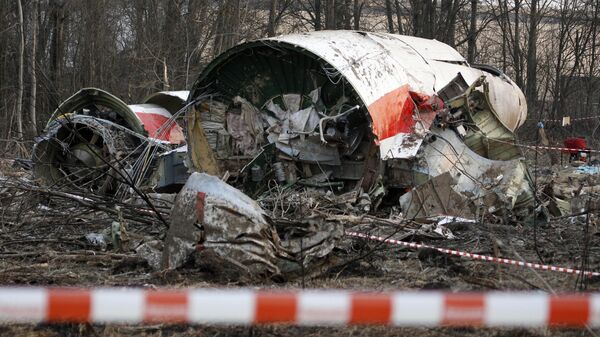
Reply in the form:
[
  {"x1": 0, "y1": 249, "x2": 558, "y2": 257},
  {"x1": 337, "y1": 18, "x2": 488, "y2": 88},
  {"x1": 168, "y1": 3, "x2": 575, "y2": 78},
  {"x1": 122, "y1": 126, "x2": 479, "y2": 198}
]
[{"x1": 32, "y1": 31, "x2": 534, "y2": 277}]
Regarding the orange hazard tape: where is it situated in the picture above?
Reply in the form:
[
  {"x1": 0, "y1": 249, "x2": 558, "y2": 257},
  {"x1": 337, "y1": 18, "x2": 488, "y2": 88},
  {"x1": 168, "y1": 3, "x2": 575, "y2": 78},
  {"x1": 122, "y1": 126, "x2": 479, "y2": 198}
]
[
  {"x1": 0, "y1": 287, "x2": 598, "y2": 327},
  {"x1": 493, "y1": 139, "x2": 600, "y2": 154},
  {"x1": 346, "y1": 231, "x2": 600, "y2": 277},
  {"x1": 527, "y1": 115, "x2": 600, "y2": 123}
]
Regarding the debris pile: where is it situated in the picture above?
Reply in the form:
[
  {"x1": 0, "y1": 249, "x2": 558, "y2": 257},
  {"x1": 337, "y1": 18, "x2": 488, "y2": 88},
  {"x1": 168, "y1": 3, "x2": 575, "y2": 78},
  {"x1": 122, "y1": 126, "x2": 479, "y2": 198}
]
[
  {"x1": 12, "y1": 31, "x2": 547, "y2": 283},
  {"x1": 538, "y1": 164, "x2": 600, "y2": 217}
]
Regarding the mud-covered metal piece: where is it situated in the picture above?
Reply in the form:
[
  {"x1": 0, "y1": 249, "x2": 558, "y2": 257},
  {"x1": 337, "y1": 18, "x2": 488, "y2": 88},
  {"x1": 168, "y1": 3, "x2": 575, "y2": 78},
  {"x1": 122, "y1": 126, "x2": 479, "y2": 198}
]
[
  {"x1": 161, "y1": 172, "x2": 343, "y2": 278},
  {"x1": 162, "y1": 172, "x2": 286, "y2": 276}
]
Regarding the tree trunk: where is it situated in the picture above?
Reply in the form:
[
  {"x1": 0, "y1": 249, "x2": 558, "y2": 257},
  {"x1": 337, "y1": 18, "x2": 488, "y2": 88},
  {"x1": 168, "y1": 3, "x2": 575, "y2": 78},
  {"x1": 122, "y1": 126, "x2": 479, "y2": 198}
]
[
  {"x1": 344, "y1": 0, "x2": 352, "y2": 29},
  {"x1": 467, "y1": 0, "x2": 477, "y2": 63},
  {"x1": 385, "y1": 0, "x2": 395, "y2": 33},
  {"x1": 29, "y1": 0, "x2": 38, "y2": 137},
  {"x1": 49, "y1": 0, "x2": 65, "y2": 86},
  {"x1": 162, "y1": 0, "x2": 180, "y2": 82},
  {"x1": 585, "y1": 1, "x2": 599, "y2": 115},
  {"x1": 16, "y1": 0, "x2": 24, "y2": 139},
  {"x1": 552, "y1": 9, "x2": 567, "y2": 119},
  {"x1": 513, "y1": 0, "x2": 523, "y2": 88},
  {"x1": 414, "y1": 0, "x2": 435, "y2": 38},
  {"x1": 394, "y1": 0, "x2": 403, "y2": 35},
  {"x1": 426, "y1": 0, "x2": 436, "y2": 39},
  {"x1": 501, "y1": 0, "x2": 507, "y2": 72},
  {"x1": 267, "y1": 0, "x2": 278, "y2": 36},
  {"x1": 438, "y1": 0, "x2": 457, "y2": 46},
  {"x1": 213, "y1": 0, "x2": 241, "y2": 56},
  {"x1": 325, "y1": 0, "x2": 336, "y2": 29},
  {"x1": 410, "y1": 0, "x2": 423, "y2": 36},
  {"x1": 353, "y1": 0, "x2": 363, "y2": 30},
  {"x1": 315, "y1": 0, "x2": 322, "y2": 30},
  {"x1": 162, "y1": 58, "x2": 170, "y2": 91},
  {"x1": 525, "y1": 0, "x2": 538, "y2": 113}
]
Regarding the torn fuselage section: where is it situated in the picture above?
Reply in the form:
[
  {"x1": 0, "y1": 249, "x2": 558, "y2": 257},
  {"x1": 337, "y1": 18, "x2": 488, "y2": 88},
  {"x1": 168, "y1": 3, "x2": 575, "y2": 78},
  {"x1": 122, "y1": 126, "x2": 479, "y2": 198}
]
[
  {"x1": 33, "y1": 88, "x2": 187, "y2": 194},
  {"x1": 188, "y1": 42, "x2": 374, "y2": 194},
  {"x1": 390, "y1": 76, "x2": 535, "y2": 219},
  {"x1": 187, "y1": 31, "x2": 534, "y2": 218}
]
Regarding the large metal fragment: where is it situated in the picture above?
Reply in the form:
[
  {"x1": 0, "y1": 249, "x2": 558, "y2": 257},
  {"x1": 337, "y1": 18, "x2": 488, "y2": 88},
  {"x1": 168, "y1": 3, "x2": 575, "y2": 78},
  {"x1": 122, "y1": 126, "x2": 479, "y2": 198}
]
[
  {"x1": 162, "y1": 172, "x2": 286, "y2": 276},
  {"x1": 400, "y1": 172, "x2": 474, "y2": 220},
  {"x1": 160, "y1": 172, "x2": 346, "y2": 278}
]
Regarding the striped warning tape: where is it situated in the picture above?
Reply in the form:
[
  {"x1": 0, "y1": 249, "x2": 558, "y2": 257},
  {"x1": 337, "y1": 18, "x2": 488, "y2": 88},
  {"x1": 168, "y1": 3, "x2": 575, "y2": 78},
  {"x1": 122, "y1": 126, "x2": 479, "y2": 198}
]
[
  {"x1": 492, "y1": 139, "x2": 600, "y2": 154},
  {"x1": 347, "y1": 231, "x2": 600, "y2": 277},
  {"x1": 0, "y1": 287, "x2": 598, "y2": 327},
  {"x1": 527, "y1": 115, "x2": 600, "y2": 123}
]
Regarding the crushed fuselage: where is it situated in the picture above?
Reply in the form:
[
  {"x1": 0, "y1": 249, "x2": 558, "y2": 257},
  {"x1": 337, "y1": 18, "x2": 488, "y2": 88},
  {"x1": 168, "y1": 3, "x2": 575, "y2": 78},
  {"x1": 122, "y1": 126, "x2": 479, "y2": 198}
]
[{"x1": 186, "y1": 31, "x2": 534, "y2": 218}]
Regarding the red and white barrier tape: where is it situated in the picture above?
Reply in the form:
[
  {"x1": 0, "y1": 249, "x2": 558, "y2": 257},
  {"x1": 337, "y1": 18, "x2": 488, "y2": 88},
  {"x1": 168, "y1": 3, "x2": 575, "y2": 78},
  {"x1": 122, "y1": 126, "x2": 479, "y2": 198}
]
[
  {"x1": 347, "y1": 231, "x2": 600, "y2": 277},
  {"x1": 518, "y1": 144, "x2": 600, "y2": 154},
  {"x1": 492, "y1": 139, "x2": 600, "y2": 154},
  {"x1": 0, "y1": 287, "x2": 598, "y2": 327},
  {"x1": 527, "y1": 116, "x2": 600, "y2": 123}
]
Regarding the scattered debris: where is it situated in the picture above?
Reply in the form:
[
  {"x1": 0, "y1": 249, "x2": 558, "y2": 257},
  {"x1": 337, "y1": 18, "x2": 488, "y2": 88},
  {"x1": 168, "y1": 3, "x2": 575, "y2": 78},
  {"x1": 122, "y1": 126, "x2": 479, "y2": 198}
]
[
  {"x1": 16, "y1": 32, "x2": 594, "y2": 294},
  {"x1": 18, "y1": 32, "x2": 543, "y2": 285},
  {"x1": 539, "y1": 164, "x2": 600, "y2": 217}
]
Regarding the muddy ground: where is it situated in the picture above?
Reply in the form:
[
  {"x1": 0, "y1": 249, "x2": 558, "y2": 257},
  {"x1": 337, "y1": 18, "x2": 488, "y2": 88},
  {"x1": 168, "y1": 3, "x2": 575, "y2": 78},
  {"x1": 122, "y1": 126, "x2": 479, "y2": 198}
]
[{"x1": 0, "y1": 149, "x2": 599, "y2": 337}]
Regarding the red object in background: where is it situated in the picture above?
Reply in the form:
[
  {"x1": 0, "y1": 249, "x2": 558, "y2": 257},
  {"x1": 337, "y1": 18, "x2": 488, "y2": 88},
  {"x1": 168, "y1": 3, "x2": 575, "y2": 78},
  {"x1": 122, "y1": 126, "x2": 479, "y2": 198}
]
[
  {"x1": 564, "y1": 137, "x2": 589, "y2": 162},
  {"x1": 564, "y1": 137, "x2": 587, "y2": 154}
]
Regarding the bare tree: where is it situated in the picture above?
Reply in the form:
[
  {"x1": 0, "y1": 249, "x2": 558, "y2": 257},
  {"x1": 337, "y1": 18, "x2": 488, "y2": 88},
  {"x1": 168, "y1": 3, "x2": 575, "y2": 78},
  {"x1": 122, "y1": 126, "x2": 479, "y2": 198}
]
[
  {"x1": 513, "y1": 0, "x2": 523, "y2": 88},
  {"x1": 353, "y1": 0, "x2": 363, "y2": 30},
  {"x1": 525, "y1": 0, "x2": 539, "y2": 112},
  {"x1": 315, "y1": 0, "x2": 322, "y2": 30},
  {"x1": 268, "y1": 0, "x2": 278, "y2": 36},
  {"x1": 385, "y1": 0, "x2": 395, "y2": 33},
  {"x1": 48, "y1": 0, "x2": 65, "y2": 87},
  {"x1": 16, "y1": 0, "x2": 24, "y2": 138},
  {"x1": 213, "y1": 0, "x2": 241, "y2": 56},
  {"x1": 394, "y1": 0, "x2": 403, "y2": 34},
  {"x1": 325, "y1": 0, "x2": 336, "y2": 29},
  {"x1": 467, "y1": 0, "x2": 477, "y2": 62},
  {"x1": 28, "y1": 0, "x2": 38, "y2": 136},
  {"x1": 343, "y1": 0, "x2": 352, "y2": 29}
]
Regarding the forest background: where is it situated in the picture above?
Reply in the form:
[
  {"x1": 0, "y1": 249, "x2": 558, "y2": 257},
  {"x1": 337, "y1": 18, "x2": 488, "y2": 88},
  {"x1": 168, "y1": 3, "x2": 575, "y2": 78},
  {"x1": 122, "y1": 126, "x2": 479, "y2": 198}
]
[{"x1": 1, "y1": 0, "x2": 598, "y2": 151}]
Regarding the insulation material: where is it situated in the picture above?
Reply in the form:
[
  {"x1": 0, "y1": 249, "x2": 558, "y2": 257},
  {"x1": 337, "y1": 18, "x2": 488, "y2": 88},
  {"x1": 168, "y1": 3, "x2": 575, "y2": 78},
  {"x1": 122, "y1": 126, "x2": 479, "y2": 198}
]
[
  {"x1": 226, "y1": 96, "x2": 265, "y2": 155},
  {"x1": 264, "y1": 91, "x2": 321, "y2": 145}
]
